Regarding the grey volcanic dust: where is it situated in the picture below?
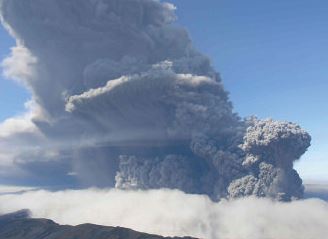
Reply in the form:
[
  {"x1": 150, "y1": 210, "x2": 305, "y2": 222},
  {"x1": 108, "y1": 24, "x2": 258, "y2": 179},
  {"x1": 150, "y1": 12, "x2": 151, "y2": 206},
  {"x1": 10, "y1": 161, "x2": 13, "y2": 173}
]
[{"x1": 0, "y1": 0, "x2": 311, "y2": 201}]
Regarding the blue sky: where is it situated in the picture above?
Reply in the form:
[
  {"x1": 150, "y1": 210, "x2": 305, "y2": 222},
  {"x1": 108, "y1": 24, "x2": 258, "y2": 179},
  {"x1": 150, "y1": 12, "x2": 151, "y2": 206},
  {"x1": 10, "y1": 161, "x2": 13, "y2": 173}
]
[
  {"x1": 0, "y1": 0, "x2": 327, "y2": 182},
  {"x1": 0, "y1": 26, "x2": 29, "y2": 120}
]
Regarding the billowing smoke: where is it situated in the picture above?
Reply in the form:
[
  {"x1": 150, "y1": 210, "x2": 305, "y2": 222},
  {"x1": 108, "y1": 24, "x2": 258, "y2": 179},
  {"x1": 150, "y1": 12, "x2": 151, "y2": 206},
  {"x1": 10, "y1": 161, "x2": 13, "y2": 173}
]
[
  {"x1": 0, "y1": 0, "x2": 311, "y2": 201},
  {"x1": 0, "y1": 188, "x2": 328, "y2": 239}
]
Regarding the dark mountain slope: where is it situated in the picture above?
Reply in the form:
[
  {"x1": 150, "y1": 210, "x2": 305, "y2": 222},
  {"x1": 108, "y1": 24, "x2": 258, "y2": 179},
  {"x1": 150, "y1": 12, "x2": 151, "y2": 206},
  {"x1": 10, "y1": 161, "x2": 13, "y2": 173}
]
[{"x1": 0, "y1": 211, "x2": 196, "y2": 239}]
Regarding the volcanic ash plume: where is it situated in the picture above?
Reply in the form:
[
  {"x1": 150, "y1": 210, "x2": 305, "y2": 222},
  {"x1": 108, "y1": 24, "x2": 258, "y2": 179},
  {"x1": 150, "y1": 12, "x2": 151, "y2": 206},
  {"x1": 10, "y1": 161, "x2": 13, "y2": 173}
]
[{"x1": 0, "y1": 0, "x2": 311, "y2": 200}]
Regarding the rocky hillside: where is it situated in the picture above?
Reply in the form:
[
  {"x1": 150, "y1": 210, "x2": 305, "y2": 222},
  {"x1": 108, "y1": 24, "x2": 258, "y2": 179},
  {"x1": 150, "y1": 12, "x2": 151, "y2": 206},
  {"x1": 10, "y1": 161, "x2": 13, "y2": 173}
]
[{"x1": 0, "y1": 210, "x2": 196, "y2": 239}]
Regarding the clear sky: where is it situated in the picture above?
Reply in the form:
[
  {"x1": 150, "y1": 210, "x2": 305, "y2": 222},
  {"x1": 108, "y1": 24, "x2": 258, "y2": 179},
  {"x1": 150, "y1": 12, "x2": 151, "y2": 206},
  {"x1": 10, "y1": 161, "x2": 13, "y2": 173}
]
[{"x1": 0, "y1": 0, "x2": 327, "y2": 182}]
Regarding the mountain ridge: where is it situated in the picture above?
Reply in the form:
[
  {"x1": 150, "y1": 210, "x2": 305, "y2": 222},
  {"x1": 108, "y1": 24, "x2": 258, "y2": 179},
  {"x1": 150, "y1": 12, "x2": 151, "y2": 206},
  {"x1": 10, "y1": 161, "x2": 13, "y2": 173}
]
[{"x1": 0, "y1": 210, "x2": 197, "y2": 239}]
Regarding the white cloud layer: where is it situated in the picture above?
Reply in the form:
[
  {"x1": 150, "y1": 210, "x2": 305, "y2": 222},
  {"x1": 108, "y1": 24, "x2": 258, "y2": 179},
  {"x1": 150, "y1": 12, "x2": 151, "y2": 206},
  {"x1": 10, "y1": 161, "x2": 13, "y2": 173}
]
[{"x1": 0, "y1": 188, "x2": 327, "y2": 239}]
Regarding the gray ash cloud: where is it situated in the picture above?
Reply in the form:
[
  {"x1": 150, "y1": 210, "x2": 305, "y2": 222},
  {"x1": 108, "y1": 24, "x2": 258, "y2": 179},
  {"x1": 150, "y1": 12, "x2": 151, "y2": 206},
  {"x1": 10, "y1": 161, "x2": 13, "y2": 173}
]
[{"x1": 0, "y1": 0, "x2": 311, "y2": 201}]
